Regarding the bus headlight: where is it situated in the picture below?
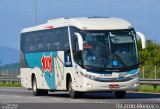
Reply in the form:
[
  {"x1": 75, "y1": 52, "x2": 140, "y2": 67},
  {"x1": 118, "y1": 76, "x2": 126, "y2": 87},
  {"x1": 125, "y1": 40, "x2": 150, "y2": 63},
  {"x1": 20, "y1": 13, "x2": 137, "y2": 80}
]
[
  {"x1": 87, "y1": 83, "x2": 92, "y2": 88},
  {"x1": 129, "y1": 72, "x2": 139, "y2": 79},
  {"x1": 80, "y1": 71, "x2": 97, "y2": 80}
]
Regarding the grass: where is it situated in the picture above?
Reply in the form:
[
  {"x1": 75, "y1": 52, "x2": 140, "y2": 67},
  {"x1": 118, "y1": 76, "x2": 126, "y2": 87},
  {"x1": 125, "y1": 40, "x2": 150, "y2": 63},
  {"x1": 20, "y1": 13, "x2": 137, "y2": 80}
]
[
  {"x1": 138, "y1": 85, "x2": 160, "y2": 93},
  {"x1": 0, "y1": 82, "x2": 21, "y2": 87}
]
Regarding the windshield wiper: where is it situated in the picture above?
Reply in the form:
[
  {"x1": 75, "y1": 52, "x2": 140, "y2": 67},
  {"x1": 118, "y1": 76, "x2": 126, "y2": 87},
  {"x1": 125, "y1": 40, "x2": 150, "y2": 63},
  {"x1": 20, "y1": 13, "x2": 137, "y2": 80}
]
[{"x1": 84, "y1": 65, "x2": 105, "y2": 71}]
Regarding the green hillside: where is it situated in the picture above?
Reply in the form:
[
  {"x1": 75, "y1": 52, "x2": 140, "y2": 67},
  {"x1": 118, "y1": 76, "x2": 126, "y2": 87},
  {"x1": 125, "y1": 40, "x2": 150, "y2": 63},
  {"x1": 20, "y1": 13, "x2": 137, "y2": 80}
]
[{"x1": 0, "y1": 62, "x2": 20, "y2": 77}]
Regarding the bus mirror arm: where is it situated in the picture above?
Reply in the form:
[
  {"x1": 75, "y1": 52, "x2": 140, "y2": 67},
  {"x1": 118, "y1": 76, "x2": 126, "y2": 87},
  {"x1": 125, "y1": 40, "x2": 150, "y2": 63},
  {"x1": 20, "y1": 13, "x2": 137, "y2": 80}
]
[
  {"x1": 136, "y1": 32, "x2": 146, "y2": 49},
  {"x1": 74, "y1": 33, "x2": 83, "y2": 50}
]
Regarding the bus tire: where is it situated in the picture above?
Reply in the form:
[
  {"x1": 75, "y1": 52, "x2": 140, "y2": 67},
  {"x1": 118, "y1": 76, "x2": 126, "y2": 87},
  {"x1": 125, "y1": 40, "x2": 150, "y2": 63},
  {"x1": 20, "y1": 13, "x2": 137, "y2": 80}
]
[
  {"x1": 114, "y1": 91, "x2": 126, "y2": 98},
  {"x1": 68, "y1": 78, "x2": 81, "y2": 99},
  {"x1": 32, "y1": 76, "x2": 41, "y2": 96}
]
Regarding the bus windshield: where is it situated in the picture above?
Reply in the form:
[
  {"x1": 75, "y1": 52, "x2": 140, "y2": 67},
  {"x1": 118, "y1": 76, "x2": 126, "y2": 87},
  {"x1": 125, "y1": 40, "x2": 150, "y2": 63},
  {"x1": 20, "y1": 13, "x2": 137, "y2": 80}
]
[{"x1": 81, "y1": 30, "x2": 138, "y2": 71}]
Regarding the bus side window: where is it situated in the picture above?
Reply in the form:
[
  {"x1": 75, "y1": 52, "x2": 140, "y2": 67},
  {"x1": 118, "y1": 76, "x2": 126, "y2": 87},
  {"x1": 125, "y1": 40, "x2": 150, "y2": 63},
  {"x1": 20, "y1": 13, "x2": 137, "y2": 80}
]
[
  {"x1": 30, "y1": 45, "x2": 35, "y2": 51},
  {"x1": 27, "y1": 32, "x2": 36, "y2": 52},
  {"x1": 25, "y1": 35, "x2": 29, "y2": 53},
  {"x1": 38, "y1": 43, "x2": 43, "y2": 51},
  {"x1": 46, "y1": 30, "x2": 52, "y2": 51},
  {"x1": 47, "y1": 43, "x2": 52, "y2": 51}
]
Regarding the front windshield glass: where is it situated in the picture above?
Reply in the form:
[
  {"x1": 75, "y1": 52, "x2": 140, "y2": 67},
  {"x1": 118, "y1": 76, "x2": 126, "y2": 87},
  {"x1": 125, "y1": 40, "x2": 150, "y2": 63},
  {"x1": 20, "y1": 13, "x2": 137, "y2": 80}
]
[{"x1": 81, "y1": 30, "x2": 138, "y2": 71}]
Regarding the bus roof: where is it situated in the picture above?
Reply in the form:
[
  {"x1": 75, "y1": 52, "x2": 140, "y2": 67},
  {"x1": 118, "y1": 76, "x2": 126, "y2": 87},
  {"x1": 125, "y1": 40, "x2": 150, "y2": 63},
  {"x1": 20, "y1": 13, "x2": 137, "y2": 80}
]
[{"x1": 21, "y1": 17, "x2": 133, "y2": 33}]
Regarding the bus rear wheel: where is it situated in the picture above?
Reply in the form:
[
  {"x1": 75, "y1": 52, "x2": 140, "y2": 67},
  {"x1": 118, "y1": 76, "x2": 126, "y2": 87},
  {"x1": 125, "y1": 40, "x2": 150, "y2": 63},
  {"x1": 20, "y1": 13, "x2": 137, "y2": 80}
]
[
  {"x1": 32, "y1": 76, "x2": 48, "y2": 96},
  {"x1": 68, "y1": 78, "x2": 83, "y2": 98},
  {"x1": 114, "y1": 91, "x2": 126, "y2": 98}
]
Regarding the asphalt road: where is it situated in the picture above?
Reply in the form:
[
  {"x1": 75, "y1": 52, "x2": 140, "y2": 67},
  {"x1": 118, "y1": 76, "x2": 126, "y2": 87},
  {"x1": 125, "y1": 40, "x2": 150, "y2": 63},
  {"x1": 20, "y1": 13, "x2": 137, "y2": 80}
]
[{"x1": 0, "y1": 87, "x2": 160, "y2": 109}]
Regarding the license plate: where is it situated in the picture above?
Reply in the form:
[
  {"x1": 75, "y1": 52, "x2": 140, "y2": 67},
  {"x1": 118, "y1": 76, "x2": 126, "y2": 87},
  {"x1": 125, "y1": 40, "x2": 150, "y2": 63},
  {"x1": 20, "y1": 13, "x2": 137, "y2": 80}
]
[
  {"x1": 100, "y1": 74, "x2": 112, "y2": 78},
  {"x1": 109, "y1": 84, "x2": 119, "y2": 89}
]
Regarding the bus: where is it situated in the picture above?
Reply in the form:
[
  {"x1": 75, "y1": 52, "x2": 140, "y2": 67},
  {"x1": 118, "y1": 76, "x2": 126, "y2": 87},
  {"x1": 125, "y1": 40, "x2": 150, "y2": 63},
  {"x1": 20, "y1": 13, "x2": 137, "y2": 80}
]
[{"x1": 20, "y1": 17, "x2": 146, "y2": 98}]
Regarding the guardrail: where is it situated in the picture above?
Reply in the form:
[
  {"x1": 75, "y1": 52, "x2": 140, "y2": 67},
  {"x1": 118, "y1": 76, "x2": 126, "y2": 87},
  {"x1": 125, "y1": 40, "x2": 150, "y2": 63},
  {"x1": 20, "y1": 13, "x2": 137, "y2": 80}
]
[
  {"x1": 140, "y1": 78, "x2": 160, "y2": 89},
  {"x1": 0, "y1": 77, "x2": 20, "y2": 84},
  {"x1": 0, "y1": 78, "x2": 160, "y2": 89}
]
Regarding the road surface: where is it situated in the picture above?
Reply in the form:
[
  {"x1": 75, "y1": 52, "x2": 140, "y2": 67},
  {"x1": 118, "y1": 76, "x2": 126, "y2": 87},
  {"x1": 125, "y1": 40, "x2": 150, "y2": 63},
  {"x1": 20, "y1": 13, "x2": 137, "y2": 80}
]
[{"x1": 0, "y1": 87, "x2": 160, "y2": 109}]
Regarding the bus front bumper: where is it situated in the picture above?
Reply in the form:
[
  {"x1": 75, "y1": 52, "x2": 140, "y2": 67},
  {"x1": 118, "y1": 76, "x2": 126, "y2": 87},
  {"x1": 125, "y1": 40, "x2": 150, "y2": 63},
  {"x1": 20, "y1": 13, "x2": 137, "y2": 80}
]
[{"x1": 79, "y1": 77, "x2": 139, "y2": 92}]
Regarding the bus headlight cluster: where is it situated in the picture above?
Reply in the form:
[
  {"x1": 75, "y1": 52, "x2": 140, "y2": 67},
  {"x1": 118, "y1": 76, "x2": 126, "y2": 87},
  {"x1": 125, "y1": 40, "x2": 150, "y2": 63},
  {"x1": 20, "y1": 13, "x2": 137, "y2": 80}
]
[
  {"x1": 80, "y1": 71, "x2": 140, "y2": 82},
  {"x1": 87, "y1": 83, "x2": 92, "y2": 88},
  {"x1": 129, "y1": 72, "x2": 139, "y2": 79}
]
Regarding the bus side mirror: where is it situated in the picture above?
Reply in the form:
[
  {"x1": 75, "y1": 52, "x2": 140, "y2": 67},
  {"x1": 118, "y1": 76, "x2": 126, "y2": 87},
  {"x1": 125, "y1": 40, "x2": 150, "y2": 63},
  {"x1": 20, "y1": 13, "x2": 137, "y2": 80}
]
[
  {"x1": 136, "y1": 32, "x2": 146, "y2": 49},
  {"x1": 74, "y1": 33, "x2": 83, "y2": 50}
]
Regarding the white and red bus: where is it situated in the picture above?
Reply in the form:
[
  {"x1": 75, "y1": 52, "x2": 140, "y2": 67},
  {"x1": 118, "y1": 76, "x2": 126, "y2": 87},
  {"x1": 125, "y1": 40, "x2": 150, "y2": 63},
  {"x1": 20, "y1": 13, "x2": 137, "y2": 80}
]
[{"x1": 20, "y1": 17, "x2": 146, "y2": 98}]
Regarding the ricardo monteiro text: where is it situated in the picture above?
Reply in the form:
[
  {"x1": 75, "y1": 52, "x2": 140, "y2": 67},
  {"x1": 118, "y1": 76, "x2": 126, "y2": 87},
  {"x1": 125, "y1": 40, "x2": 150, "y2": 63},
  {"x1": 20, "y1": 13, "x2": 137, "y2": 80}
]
[{"x1": 116, "y1": 103, "x2": 160, "y2": 109}]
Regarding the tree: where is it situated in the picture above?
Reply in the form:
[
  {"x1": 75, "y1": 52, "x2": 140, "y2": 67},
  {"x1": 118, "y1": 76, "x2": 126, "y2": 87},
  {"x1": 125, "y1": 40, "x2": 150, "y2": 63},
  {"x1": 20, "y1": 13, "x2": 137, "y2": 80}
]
[{"x1": 138, "y1": 40, "x2": 160, "y2": 66}]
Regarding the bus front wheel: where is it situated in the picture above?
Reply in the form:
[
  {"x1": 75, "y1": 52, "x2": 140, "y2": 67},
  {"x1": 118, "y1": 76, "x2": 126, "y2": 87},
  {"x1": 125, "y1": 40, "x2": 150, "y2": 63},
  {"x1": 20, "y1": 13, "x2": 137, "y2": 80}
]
[
  {"x1": 32, "y1": 76, "x2": 48, "y2": 96},
  {"x1": 114, "y1": 91, "x2": 126, "y2": 98},
  {"x1": 68, "y1": 78, "x2": 83, "y2": 98}
]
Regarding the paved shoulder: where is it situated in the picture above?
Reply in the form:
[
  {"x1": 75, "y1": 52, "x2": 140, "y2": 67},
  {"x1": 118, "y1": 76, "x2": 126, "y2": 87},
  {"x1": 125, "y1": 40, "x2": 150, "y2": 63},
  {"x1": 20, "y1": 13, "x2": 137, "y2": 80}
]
[{"x1": 0, "y1": 87, "x2": 160, "y2": 109}]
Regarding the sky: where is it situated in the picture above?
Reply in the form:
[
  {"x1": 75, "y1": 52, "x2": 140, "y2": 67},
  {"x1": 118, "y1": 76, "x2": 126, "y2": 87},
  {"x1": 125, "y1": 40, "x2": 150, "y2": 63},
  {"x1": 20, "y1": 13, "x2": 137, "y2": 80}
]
[{"x1": 0, "y1": 0, "x2": 160, "y2": 50}]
